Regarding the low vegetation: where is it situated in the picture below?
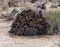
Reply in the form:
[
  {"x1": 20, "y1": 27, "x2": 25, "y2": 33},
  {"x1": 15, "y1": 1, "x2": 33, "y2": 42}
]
[{"x1": 46, "y1": 11, "x2": 60, "y2": 34}]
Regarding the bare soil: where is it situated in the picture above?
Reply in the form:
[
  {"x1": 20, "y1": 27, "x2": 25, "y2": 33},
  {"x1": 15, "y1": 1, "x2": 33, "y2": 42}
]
[{"x1": 0, "y1": 19, "x2": 60, "y2": 47}]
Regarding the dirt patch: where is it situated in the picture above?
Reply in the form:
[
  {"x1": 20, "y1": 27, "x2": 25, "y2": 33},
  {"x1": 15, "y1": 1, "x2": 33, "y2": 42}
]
[{"x1": 0, "y1": 19, "x2": 60, "y2": 47}]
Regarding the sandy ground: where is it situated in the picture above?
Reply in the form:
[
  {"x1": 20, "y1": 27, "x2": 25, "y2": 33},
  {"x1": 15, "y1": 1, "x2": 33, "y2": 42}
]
[{"x1": 0, "y1": 19, "x2": 60, "y2": 47}]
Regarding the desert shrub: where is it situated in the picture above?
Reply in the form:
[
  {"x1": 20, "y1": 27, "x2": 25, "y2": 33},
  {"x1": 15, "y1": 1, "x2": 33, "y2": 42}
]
[
  {"x1": 46, "y1": 11, "x2": 60, "y2": 35},
  {"x1": 31, "y1": 0, "x2": 37, "y2": 3},
  {"x1": 9, "y1": 9, "x2": 50, "y2": 36}
]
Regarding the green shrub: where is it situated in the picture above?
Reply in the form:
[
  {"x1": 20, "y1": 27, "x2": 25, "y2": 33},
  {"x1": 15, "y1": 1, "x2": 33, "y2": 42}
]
[{"x1": 46, "y1": 11, "x2": 60, "y2": 34}]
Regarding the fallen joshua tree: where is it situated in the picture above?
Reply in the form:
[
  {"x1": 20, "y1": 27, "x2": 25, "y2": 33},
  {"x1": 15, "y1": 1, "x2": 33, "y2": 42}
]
[{"x1": 9, "y1": 9, "x2": 50, "y2": 36}]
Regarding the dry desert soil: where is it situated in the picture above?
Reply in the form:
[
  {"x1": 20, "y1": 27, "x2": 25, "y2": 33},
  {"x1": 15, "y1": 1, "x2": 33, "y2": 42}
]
[{"x1": 0, "y1": 19, "x2": 60, "y2": 47}]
